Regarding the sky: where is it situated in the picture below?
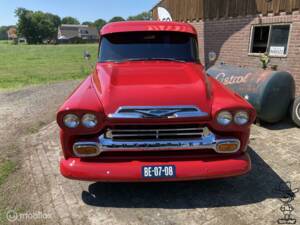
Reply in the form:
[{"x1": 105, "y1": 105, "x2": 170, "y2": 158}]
[{"x1": 0, "y1": 0, "x2": 159, "y2": 26}]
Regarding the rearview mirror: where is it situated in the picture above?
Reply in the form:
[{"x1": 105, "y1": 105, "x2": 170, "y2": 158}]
[
  {"x1": 83, "y1": 50, "x2": 91, "y2": 60},
  {"x1": 208, "y1": 51, "x2": 217, "y2": 62}
]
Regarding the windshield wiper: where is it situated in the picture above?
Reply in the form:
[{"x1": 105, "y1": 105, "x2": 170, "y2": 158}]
[
  {"x1": 147, "y1": 58, "x2": 186, "y2": 63},
  {"x1": 113, "y1": 58, "x2": 149, "y2": 63},
  {"x1": 108, "y1": 58, "x2": 187, "y2": 63}
]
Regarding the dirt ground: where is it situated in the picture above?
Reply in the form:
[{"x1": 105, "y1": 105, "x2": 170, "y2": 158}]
[
  {"x1": 0, "y1": 82, "x2": 299, "y2": 225},
  {"x1": 0, "y1": 81, "x2": 79, "y2": 224}
]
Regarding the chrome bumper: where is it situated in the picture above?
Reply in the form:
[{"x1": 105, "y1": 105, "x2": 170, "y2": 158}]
[{"x1": 73, "y1": 128, "x2": 241, "y2": 157}]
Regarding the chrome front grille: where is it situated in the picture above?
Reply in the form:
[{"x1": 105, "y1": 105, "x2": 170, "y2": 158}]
[{"x1": 105, "y1": 125, "x2": 206, "y2": 141}]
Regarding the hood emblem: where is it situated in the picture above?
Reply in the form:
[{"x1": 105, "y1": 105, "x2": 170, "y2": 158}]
[
  {"x1": 135, "y1": 109, "x2": 182, "y2": 118},
  {"x1": 108, "y1": 106, "x2": 208, "y2": 119}
]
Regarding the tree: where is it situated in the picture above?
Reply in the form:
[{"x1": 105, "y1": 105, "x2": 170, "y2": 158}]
[
  {"x1": 0, "y1": 26, "x2": 9, "y2": 40},
  {"x1": 109, "y1": 17, "x2": 125, "y2": 23},
  {"x1": 45, "y1": 13, "x2": 61, "y2": 28},
  {"x1": 127, "y1": 11, "x2": 151, "y2": 21},
  {"x1": 93, "y1": 18, "x2": 106, "y2": 30},
  {"x1": 45, "y1": 13, "x2": 61, "y2": 40},
  {"x1": 15, "y1": 8, "x2": 61, "y2": 44},
  {"x1": 61, "y1": 17, "x2": 80, "y2": 25},
  {"x1": 82, "y1": 21, "x2": 93, "y2": 26}
]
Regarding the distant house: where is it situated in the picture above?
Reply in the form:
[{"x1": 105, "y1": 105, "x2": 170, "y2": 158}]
[
  {"x1": 7, "y1": 27, "x2": 17, "y2": 40},
  {"x1": 57, "y1": 24, "x2": 99, "y2": 43}
]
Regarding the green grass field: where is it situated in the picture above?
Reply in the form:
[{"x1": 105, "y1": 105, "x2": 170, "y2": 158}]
[
  {"x1": 0, "y1": 161, "x2": 15, "y2": 186},
  {"x1": 0, "y1": 42, "x2": 98, "y2": 89},
  {"x1": 0, "y1": 40, "x2": 12, "y2": 44}
]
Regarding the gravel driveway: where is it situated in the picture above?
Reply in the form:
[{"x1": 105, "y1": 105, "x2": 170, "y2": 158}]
[{"x1": 1, "y1": 82, "x2": 300, "y2": 225}]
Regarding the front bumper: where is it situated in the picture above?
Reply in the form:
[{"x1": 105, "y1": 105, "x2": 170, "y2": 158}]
[{"x1": 60, "y1": 153, "x2": 251, "y2": 182}]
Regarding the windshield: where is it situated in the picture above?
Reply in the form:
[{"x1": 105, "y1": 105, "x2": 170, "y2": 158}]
[{"x1": 99, "y1": 31, "x2": 200, "y2": 63}]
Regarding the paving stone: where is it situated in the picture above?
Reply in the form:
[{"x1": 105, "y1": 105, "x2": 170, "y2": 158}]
[{"x1": 22, "y1": 122, "x2": 300, "y2": 225}]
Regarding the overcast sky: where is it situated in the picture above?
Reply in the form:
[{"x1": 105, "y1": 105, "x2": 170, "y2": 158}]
[{"x1": 0, "y1": 0, "x2": 159, "y2": 26}]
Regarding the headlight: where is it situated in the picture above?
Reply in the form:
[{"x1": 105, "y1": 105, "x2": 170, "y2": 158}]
[
  {"x1": 234, "y1": 111, "x2": 249, "y2": 125},
  {"x1": 63, "y1": 114, "x2": 80, "y2": 128},
  {"x1": 217, "y1": 111, "x2": 232, "y2": 126},
  {"x1": 82, "y1": 114, "x2": 98, "y2": 128}
]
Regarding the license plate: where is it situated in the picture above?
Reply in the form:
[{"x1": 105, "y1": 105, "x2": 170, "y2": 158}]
[{"x1": 142, "y1": 165, "x2": 176, "y2": 178}]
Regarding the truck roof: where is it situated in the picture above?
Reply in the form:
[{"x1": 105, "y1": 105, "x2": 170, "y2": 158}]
[{"x1": 100, "y1": 21, "x2": 197, "y2": 36}]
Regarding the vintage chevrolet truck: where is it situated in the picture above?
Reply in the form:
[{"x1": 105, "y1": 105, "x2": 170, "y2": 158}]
[{"x1": 57, "y1": 21, "x2": 256, "y2": 182}]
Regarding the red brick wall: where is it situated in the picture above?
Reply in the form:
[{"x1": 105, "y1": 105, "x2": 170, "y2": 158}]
[
  {"x1": 190, "y1": 21, "x2": 205, "y2": 64},
  {"x1": 190, "y1": 12, "x2": 300, "y2": 96}
]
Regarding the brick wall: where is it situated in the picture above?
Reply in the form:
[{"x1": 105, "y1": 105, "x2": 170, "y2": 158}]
[
  {"x1": 190, "y1": 20, "x2": 205, "y2": 64},
  {"x1": 190, "y1": 12, "x2": 300, "y2": 96}
]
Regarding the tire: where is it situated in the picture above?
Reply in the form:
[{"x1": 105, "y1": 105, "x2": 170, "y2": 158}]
[{"x1": 291, "y1": 96, "x2": 300, "y2": 127}]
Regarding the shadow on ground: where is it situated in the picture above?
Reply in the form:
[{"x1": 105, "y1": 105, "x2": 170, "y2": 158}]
[
  {"x1": 82, "y1": 147, "x2": 288, "y2": 209},
  {"x1": 259, "y1": 118, "x2": 296, "y2": 131}
]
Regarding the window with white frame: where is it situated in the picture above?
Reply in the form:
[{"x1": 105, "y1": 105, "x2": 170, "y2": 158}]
[{"x1": 250, "y1": 24, "x2": 291, "y2": 56}]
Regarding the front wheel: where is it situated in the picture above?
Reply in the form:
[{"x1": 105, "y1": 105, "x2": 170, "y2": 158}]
[{"x1": 291, "y1": 96, "x2": 300, "y2": 127}]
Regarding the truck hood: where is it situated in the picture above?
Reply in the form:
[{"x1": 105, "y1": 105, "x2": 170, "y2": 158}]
[{"x1": 93, "y1": 61, "x2": 211, "y2": 116}]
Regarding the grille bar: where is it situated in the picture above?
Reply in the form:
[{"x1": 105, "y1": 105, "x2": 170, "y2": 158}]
[
  {"x1": 106, "y1": 125, "x2": 205, "y2": 141},
  {"x1": 110, "y1": 133, "x2": 203, "y2": 137},
  {"x1": 110, "y1": 128, "x2": 204, "y2": 132}
]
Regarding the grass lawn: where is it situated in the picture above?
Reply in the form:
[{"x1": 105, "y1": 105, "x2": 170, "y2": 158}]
[
  {"x1": 0, "y1": 40, "x2": 12, "y2": 45},
  {"x1": 0, "y1": 42, "x2": 98, "y2": 89},
  {"x1": 0, "y1": 161, "x2": 15, "y2": 186},
  {"x1": 0, "y1": 160, "x2": 16, "y2": 223}
]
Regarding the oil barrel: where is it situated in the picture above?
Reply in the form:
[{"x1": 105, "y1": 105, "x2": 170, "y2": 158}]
[{"x1": 207, "y1": 64, "x2": 295, "y2": 123}]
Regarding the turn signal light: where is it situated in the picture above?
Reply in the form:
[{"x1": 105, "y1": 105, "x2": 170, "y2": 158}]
[
  {"x1": 216, "y1": 142, "x2": 239, "y2": 153},
  {"x1": 73, "y1": 143, "x2": 101, "y2": 157}
]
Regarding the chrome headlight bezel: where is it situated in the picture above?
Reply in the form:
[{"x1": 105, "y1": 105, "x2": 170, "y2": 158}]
[
  {"x1": 234, "y1": 111, "x2": 249, "y2": 125},
  {"x1": 216, "y1": 111, "x2": 233, "y2": 126},
  {"x1": 63, "y1": 114, "x2": 80, "y2": 128},
  {"x1": 81, "y1": 113, "x2": 98, "y2": 128}
]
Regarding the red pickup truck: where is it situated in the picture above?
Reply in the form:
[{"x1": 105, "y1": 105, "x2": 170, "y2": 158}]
[{"x1": 57, "y1": 21, "x2": 256, "y2": 182}]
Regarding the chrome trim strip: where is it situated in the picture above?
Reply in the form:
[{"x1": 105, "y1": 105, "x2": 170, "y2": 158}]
[
  {"x1": 98, "y1": 133, "x2": 217, "y2": 151},
  {"x1": 73, "y1": 137, "x2": 240, "y2": 155},
  {"x1": 108, "y1": 106, "x2": 209, "y2": 119},
  {"x1": 98, "y1": 134, "x2": 240, "y2": 153}
]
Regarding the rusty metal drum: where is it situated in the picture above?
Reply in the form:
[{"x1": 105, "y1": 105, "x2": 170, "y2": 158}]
[{"x1": 207, "y1": 64, "x2": 295, "y2": 123}]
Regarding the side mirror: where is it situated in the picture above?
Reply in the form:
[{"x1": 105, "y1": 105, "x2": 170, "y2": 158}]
[
  {"x1": 208, "y1": 51, "x2": 217, "y2": 62},
  {"x1": 83, "y1": 50, "x2": 91, "y2": 60}
]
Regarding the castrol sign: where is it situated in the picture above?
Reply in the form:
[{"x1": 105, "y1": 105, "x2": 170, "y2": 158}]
[{"x1": 157, "y1": 7, "x2": 172, "y2": 21}]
